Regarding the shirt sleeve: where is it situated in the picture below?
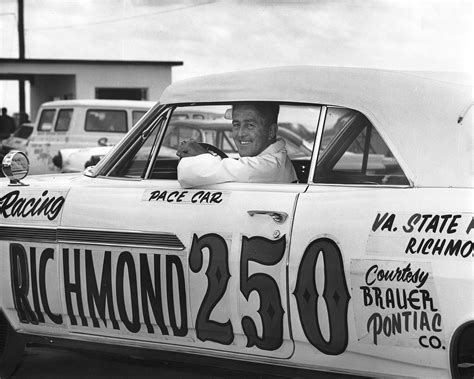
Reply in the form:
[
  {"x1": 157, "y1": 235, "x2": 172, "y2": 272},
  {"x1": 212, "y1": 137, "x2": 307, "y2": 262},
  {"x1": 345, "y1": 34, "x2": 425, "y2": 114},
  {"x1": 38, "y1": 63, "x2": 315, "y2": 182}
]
[{"x1": 177, "y1": 153, "x2": 286, "y2": 188}]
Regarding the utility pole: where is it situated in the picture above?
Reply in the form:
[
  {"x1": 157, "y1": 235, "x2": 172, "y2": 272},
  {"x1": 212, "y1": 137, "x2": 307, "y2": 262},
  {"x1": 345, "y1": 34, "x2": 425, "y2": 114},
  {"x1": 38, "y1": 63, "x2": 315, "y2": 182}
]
[
  {"x1": 18, "y1": 0, "x2": 26, "y2": 121},
  {"x1": 18, "y1": 0, "x2": 24, "y2": 59}
]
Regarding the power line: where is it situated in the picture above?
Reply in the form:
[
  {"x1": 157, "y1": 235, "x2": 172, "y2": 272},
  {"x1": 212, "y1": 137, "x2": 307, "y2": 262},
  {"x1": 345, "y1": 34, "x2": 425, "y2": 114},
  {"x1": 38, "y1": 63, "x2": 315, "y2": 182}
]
[{"x1": 26, "y1": 1, "x2": 216, "y2": 31}]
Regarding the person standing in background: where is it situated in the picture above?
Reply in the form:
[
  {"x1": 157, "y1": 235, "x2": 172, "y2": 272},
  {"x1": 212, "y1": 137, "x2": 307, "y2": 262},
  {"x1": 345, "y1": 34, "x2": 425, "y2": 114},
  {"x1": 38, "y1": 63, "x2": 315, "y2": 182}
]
[{"x1": 0, "y1": 107, "x2": 16, "y2": 140}]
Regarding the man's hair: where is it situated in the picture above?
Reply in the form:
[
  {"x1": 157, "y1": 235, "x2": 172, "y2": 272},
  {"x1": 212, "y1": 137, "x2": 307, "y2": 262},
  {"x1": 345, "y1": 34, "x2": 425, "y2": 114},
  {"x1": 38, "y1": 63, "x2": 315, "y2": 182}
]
[
  {"x1": 1, "y1": 107, "x2": 6, "y2": 114},
  {"x1": 233, "y1": 102, "x2": 279, "y2": 126}
]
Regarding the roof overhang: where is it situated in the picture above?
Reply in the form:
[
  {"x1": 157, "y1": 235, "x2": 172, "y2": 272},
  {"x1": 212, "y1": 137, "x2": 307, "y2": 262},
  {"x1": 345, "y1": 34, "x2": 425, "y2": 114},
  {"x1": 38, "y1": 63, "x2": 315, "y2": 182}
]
[{"x1": 0, "y1": 58, "x2": 183, "y2": 67}]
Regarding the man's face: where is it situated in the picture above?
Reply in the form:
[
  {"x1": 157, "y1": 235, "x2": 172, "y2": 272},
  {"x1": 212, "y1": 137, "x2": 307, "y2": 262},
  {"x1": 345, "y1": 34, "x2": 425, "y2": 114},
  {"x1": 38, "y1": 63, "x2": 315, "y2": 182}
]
[{"x1": 231, "y1": 105, "x2": 274, "y2": 157}]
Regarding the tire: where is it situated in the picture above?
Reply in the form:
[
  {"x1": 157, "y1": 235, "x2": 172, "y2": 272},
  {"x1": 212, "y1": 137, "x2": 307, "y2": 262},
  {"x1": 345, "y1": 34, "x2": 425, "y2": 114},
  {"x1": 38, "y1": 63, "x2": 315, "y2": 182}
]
[
  {"x1": 0, "y1": 312, "x2": 25, "y2": 379},
  {"x1": 451, "y1": 322, "x2": 474, "y2": 379}
]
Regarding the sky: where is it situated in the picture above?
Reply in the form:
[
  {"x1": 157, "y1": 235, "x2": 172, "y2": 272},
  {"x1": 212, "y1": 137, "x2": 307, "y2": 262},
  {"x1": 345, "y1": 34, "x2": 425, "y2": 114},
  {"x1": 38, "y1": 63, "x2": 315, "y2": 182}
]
[{"x1": 0, "y1": 0, "x2": 472, "y2": 113}]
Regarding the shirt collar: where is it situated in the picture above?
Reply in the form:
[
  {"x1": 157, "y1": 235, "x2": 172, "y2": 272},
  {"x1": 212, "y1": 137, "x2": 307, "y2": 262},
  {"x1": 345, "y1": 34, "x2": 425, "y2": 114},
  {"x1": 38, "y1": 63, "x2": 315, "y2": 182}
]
[{"x1": 258, "y1": 137, "x2": 286, "y2": 156}]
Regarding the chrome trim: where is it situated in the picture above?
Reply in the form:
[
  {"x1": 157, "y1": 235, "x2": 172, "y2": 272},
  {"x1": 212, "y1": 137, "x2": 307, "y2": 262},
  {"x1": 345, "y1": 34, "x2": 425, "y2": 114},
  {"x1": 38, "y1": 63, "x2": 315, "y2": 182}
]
[
  {"x1": 247, "y1": 210, "x2": 288, "y2": 224},
  {"x1": 0, "y1": 225, "x2": 185, "y2": 250},
  {"x1": 0, "y1": 225, "x2": 57, "y2": 242},
  {"x1": 305, "y1": 182, "x2": 412, "y2": 189},
  {"x1": 308, "y1": 106, "x2": 327, "y2": 185},
  {"x1": 144, "y1": 107, "x2": 173, "y2": 179},
  {"x1": 57, "y1": 228, "x2": 185, "y2": 250},
  {"x1": 57, "y1": 240, "x2": 184, "y2": 251}
]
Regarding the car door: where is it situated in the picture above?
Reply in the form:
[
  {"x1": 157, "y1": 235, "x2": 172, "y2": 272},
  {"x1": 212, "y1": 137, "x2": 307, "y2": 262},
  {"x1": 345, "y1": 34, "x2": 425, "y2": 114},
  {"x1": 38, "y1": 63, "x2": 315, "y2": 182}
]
[
  {"x1": 287, "y1": 106, "x2": 467, "y2": 376},
  {"x1": 58, "y1": 180, "x2": 301, "y2": 359},
  {"x1": 55, "y1": 104, "x2": 318, "y2": 360}
]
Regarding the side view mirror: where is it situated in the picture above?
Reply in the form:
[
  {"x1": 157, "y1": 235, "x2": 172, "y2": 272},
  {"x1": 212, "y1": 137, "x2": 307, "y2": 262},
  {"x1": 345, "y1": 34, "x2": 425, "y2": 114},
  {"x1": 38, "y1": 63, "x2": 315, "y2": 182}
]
[{"x1": 2, "y1": 150, "x2": 29, "y2": 186}]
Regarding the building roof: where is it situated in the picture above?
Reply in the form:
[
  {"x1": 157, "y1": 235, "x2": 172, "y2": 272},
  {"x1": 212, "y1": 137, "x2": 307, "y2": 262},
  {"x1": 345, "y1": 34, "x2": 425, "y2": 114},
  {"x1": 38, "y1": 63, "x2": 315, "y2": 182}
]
[
  {"x1": 40, "y1": 99, "x2": 155, "y2": 108},
  {"x1": 160, "y1": 65, "x2": 473, "y2": 188}
]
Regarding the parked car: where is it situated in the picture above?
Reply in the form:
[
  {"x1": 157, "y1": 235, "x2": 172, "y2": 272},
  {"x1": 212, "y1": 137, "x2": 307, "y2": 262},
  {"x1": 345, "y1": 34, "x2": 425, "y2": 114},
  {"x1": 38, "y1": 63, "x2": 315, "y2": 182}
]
[
  {"x1": 52, "y1": 145, "x2": 115, "y2": 173},
  {"x1": 0, "y1": 66, "x2": 472, "y2": 378},
  {"x1": 52, "y1": 110, "x2": 228, "y2": 173},
  {"x1": 19, "y1": 99, "x2": 154, "y2": 175},
  {"x1": 0, "y1": 122, "x2": 34, "y2": 164}
]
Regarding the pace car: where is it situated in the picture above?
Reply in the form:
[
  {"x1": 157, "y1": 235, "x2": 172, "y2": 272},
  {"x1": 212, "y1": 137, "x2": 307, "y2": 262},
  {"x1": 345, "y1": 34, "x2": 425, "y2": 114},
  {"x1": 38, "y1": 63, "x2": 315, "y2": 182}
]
[{"x1": 0, "y1": 66, "x2": 472, "y2": 378}]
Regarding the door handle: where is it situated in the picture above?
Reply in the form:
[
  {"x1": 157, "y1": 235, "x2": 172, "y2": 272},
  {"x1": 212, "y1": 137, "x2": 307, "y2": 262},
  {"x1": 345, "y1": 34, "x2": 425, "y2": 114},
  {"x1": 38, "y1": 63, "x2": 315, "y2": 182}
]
[{"x1": 247, "y1": 210, "x2": 288, "y2": 224}]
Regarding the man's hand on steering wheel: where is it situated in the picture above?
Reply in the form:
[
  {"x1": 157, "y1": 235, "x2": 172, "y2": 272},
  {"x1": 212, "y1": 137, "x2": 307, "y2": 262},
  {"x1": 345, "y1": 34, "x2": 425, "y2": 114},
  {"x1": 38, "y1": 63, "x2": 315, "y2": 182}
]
[
  {"x1": 176, "y1": 139, "x2": 228, "y2": 159},
  {"x1": 198, "y1": 143, "x2": 228, "y2": 158},
  {"x1": 176, "y1": 139, "x2": 207, "y2": 158}
]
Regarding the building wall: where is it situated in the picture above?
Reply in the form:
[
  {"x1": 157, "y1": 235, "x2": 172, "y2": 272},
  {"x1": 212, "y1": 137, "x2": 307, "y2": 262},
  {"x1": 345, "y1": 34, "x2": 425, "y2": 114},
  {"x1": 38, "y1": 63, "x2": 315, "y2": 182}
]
[
  {"x1": 0, "y1": 62, "x2": 174, "y2": 120},
  {"x1": 74, "y1": 65, "x2": 170, "y2": 102},
  {"x1": 30, "y1": 75, "x2": 76, "y2": 121}
]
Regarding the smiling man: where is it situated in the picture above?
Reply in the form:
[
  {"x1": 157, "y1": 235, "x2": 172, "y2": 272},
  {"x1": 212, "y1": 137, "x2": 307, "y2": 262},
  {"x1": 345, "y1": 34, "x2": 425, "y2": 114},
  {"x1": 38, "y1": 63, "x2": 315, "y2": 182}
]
[{"x1": 176, "y1": 102, "x2": 296, "y2": 188}]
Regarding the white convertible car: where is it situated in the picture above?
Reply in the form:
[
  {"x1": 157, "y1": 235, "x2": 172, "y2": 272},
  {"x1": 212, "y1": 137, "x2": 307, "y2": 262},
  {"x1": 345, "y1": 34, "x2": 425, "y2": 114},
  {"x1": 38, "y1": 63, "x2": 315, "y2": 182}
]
[{"x1": 0, "y1": 66, "x2": 472, "y2": 378}]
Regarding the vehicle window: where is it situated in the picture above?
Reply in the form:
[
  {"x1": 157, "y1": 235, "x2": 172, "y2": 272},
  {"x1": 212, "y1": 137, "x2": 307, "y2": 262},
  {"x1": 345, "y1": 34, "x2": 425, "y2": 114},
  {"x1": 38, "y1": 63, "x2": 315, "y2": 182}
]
[
  {"x1": 162, "y1": 125, "x2": 204, "y2": 151},
  {"x1": 55, "y1": 109, "x2": 73, "y2": 131},
  {"x1": 14, "y1": 124, "x2": 33, "y2": 138},
  {"x1": 85, "y1": 110, "x2": 127, "y2": 133},
  {"x1": 132, "y1": 110, "x2": 147, "y2": 126},
  {"x1": 37, "y1": 109, "x2": 56, "y2": 131},
  {"x1": 108, "y1": 119, "x2": 162, "y2": 178},
  {"x1": 148, "y1": 104, "x2": 320, "y2": 182},
  {"x1": 110, "y1": 104, "x2": 320, "y2": 181},
  {"x1": 155, "y1": 105, "x2": 319, "y2": 160},
  {"x1": 221, "y1": 130, "x2": 238, "y2": 154},
  {"x1": 171, "y1": 113, "x2": 189, "y2": 120},
  {"x1": 314, "y1": 107, "x2": 409, "y2": 185}
]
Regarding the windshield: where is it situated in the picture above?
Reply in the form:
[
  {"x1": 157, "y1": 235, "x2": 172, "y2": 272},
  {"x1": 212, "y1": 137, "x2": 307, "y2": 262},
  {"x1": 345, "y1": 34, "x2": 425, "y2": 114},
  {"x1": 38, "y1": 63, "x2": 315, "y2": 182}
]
[{"x1": 14, "y1": 124, "x2": 34, "y2": 139}]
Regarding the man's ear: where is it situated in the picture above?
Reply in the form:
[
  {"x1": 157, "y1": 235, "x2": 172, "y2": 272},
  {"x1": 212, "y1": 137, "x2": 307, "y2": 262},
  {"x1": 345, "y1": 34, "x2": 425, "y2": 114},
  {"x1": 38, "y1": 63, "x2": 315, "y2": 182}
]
[{"x1": 268, "y1": 123, "x2": 277, "y2": 140}]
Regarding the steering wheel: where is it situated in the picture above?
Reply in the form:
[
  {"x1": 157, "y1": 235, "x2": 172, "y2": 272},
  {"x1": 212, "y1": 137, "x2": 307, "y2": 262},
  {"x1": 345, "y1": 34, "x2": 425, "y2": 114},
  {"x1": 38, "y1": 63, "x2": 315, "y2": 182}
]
[{"x1": 198, "y1": 143, "x2": 228, "y2": 159}]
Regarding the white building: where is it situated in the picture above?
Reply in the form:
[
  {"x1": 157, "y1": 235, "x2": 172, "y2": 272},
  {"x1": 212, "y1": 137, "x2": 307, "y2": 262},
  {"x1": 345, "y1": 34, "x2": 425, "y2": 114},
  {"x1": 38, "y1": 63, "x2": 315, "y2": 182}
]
[{"x1": 0, "y1": 58, "x2": 182, "y2": 120}]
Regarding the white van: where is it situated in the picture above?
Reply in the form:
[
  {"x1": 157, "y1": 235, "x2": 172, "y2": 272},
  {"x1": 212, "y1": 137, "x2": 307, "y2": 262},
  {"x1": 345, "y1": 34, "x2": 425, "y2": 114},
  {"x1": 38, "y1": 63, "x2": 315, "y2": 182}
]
[{"x1": 24, "y1": 99, "x2": 154, "y2": 174}]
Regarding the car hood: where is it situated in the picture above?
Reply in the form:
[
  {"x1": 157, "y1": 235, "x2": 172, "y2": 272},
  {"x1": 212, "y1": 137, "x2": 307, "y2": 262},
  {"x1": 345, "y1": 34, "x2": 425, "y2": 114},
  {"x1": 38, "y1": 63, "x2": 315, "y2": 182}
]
[{"x1": 0, "y1": 173, "x2": 86, "y2": 189}]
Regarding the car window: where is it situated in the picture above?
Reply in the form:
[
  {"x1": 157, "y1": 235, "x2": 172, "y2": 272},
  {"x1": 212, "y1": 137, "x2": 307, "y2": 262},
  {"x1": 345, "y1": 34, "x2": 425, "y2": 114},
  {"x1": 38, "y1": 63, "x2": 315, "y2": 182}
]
[
  {"x1": 154, "y1": 105, "x2": 319, "y2": 160},
  {"x1": 221, "y1": 130, "x2": 238, "y2": 154},
  {"x1": 85, "y1": 109, "x2": 127, "y2": 133},
  {"x1": 108, "y1": 103, "x2": 321, "y2": 182},
  {"x1": 55, "y1": 109, "x2": 73, "y2": 131},
  {"x1": 14, "y1": 124, "x2": 33, "y2": 138},
  {"x1": 162, "y1": 124, "x2": 204, "y2": 151},
  {"x1": 37, "y1": 109, "x2": 56, "y2": 131},
  {"x1": 152, "y1": 104, "x2": 319, "y2": 181},
  {"x1": 108, "y1": 119, "x2": 162, "y2": 178},
  {"x1": 314, "y1": 107, "x2": 409, "y2": 185},
  {"x1": 132, "y1": 110, "x2": 147, "y2": 126}
]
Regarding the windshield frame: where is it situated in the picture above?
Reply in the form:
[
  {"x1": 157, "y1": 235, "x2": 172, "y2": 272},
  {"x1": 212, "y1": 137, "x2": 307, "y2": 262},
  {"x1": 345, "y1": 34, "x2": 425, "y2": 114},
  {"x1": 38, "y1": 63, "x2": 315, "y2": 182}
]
[{"x1": 85, "y1": 103, "x2": 167, "y2": 177}]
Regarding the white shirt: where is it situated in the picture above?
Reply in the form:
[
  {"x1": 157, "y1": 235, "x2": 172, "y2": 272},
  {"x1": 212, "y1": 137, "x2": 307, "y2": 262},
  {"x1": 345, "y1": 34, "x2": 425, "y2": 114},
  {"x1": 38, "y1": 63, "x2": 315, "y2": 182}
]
[{"x1": 177, "y1": 138, "x2": 297, "y2": 188}]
